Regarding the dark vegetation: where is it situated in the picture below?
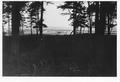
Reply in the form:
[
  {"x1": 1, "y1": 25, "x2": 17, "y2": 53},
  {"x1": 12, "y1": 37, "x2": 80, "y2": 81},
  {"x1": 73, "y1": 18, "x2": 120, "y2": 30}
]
[{"x1": 3, "y1": 35, "x2": 116, "y2": 76}]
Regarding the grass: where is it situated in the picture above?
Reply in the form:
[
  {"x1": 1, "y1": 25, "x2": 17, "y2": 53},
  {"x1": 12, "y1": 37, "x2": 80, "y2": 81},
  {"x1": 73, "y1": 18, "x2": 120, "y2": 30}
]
[{"x1": 3, "y1": 34, "x2": 116, "y2": 76}]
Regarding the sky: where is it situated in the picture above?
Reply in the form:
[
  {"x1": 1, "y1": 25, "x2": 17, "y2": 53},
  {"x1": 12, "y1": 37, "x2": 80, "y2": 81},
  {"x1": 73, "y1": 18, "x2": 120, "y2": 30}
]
[{"x1": 43, "y1": 1, "x2": 72, "y2": 30}]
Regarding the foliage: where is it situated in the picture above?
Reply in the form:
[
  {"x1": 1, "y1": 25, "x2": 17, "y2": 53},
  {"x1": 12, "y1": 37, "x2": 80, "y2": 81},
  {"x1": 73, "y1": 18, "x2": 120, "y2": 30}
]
[
  {"x1": 58, "y1": 1, "x2": 88, "y2": 34},
  {"x1": 86, "y1": 1, "x2": 117, "y2": 35}
]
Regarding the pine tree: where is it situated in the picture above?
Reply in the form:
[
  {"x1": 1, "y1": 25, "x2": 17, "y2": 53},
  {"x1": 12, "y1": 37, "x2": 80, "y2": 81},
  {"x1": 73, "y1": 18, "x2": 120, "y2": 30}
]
[{"x1": 58, "y1": 1, "x2": 87, "y2": 35}]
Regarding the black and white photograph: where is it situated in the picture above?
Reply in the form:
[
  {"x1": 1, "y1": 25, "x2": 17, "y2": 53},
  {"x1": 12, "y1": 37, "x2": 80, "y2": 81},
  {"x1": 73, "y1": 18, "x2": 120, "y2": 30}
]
[{"x1": 2, "y1": 0, "x2": 117, "y2": 77}]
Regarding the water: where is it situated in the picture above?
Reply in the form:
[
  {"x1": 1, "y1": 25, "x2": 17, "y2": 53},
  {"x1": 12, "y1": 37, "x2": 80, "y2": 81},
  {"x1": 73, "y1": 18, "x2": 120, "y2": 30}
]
[{"x1": 3, "y1": 27, "x2": 117, "y2": 36}]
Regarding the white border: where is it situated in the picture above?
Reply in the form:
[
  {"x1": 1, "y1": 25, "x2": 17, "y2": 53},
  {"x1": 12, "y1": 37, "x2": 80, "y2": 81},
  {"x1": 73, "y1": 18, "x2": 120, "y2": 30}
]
[{"x1": 0, "y1": 0, "x2": 119, "y2": 82}]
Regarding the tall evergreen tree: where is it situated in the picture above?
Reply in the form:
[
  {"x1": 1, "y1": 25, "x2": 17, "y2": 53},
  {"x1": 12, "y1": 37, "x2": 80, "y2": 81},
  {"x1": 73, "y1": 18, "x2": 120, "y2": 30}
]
[
  {"x1": 28, "y1": 1, "x2": 42, "y2": 35},
  {"x1": 9, "y1": 2, "x2": 26, "y2": 36},
  {"x1": 58, "y1": 1, "x2": 87, "y2": 35},
  {"x1": 87, "y1": 1, "x2": 117, "y2": 35},
  {"x1": 28, "y1": 1, "x2": 52, "y2": 36},
  {"x1": 104, "y1": 2, "x2": 117, "y2": 34},
  {"x1": 87, "y1": 1, "x2": 94, "y2": 34}
]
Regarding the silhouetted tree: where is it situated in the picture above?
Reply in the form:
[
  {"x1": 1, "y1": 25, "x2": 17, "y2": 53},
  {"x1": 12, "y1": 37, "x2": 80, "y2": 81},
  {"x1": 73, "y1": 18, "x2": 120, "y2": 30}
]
[
  {"x1": 40, "y1": 1, "x2": 43, "y2": 36},
  {"x1": 87, "y1": 1, "x2": 117, "y2": 35},
  {"x1": 98, "y1": 2, "x2": 116, "y2": 35},
  {"x1": 28, "y1": 1, "x2": 51, "y2": 36},
  {"x1": 87, "y1": 2, "x2": 100, "y2": 35},
  {"x1": 10, "y1": 2, "x2": 26, "y2": 36},
  {"x1": 28, "y1": 1, "x2": 42, "y2": 35},
  {"x1": 58, "y1": 1, "x2": 87, "y2": 35},
  {"x1": 87, "y1": 1, "x2": 94, "y2": 34},
  {"x1": 104, "y1": 2, "x2": 117, "y2": 34}
]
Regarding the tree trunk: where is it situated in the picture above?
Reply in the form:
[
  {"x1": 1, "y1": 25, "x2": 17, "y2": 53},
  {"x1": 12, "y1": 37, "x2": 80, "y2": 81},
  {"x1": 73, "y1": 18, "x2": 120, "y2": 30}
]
[
  {"x1": 99, "y1": 2, "x2": 106, "y2": 35},
  {"x1": 73, "y1": 26, "x2": 76, "y2": 35},
  {"x1": 30, "y1": 18, "x2": 32, "y2": 35},
  {"x1": 95, "y1": 2, "x2": 100, "y2": 35},
  {"x1": 80, "y1": 27, "x2": 82, "y2": 34},
  {"x1": 8, "y1": 14, "x2": 10, "y2": 35},
  {"x1": 3, "y1": 25, "x2": 4, "y2": 36},
  {"x1": 36, "y1": 11, "x2": 39, "y2": 35},
  {"x1": 12, "y1": 13, "x2": 20, "y2": 36},
  {"x1": 36, "y1": 28, "x2": 38, "y2": 35},
  {"x1": 108, "y1": 14, "x2": 111, "y2": 35},
  {"x1": 22, "y1": 21, "x2": 24, "y2": 35},
  {"x1": 31, "y1": 27, "x2": 32, "y2": 35},
  {"x1": 88, "y1": 2, "x2": 92, "y2": 34},
  {"x1": 73, "y1": 4, "x2": 77, "y2": 35},
  {"x1": 89, "y1": 14, "x2": 92, "y2": 34},
  {"x1": 39, "y1": 1, "x2": 43, "y2": 36},
  {"x1": 11, "y1": 4, "x2": 20, "y2": 55}
]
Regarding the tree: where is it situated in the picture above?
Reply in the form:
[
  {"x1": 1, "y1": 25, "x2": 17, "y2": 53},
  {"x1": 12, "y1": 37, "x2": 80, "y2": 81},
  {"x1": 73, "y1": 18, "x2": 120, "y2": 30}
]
[
  {"x1": 28, "y1": 1, "x2": 42, "y2": 35},
  {"x1": 87, "y1": 1, "x2": 117, "y2": 35},
  {"x1": 3, "y1": 2, "x2": 12, "y2": 35},
  {"x1": 97, "y1": 2, "x2": 106, "y2": 35},
  {"x1": 87, "y1": 1, "x2": 94, "y2": 34},
  {"x1": 28, "y1": 1, "x2": 52, "y2": 36},
  {"x1": 104, "y1": 2, "x2": 117, "y2": 35},
  {"x1": 40, "y1": 1, "x2": 43, "y2": 36},
  {"x1": 9, "y1": 2, "x2": 26, "y2": 36},
  {"x1": 20, "y1": 2, "x2": 33, "y2": 35},
  {"x1": 87, "y1": 1, "x2": 101, "y2": 35},
  {"x1": 3, "y1": 1, "x2": 26, "y2": 36},
  {"x1": 98, "y1": 2, "x2": 116, "y2": 35},
  {"x1": 58, "y1": 1, "x2": 87, "y2": 35}
]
